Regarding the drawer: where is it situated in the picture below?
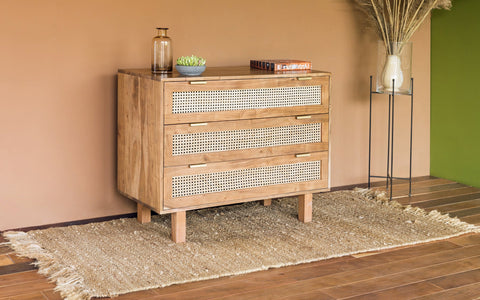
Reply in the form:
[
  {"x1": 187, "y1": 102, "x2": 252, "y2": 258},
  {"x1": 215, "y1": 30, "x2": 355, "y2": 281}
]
[
  {"x1": 164, "y1": 114, "x2": 329, "y2": 166},
  {"x1": 163, "y1": 76, "x2": 329, "y2": 124},
  {"x1": 163, "y1": 152, "x2": 328, "y2": 210}
]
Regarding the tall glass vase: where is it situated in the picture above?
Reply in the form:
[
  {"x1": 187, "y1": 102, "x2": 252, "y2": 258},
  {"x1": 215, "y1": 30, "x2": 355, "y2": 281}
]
[
  {"x1": 376, "y1": 41, "x2": 412, "y2": 94},
  {"x1": 151, "y1": 28, "x2": 172, "y2": 74}
]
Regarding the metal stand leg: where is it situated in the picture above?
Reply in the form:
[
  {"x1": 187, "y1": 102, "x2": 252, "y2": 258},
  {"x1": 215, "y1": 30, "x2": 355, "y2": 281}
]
[
  {"x1": 386, "y1": 94, "x2": 392, "y2": 190},
  {"x1": 368, "y1": 76, "x2": 373, "y2": 189},
  {"x1": 390, "y1": 79, "x2": 395, "y2": 200},
  {"x1": 409, "y1": 78, "x2": 414, "y2": 198},
  {"x1": 368, "y1": 76, "x2": 413, "y2": 201}
]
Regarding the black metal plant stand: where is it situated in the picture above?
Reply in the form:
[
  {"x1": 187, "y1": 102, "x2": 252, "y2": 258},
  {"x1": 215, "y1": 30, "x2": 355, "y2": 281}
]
[{"x1": 368, "y1": 76, "x2": 414, "y2": 200}]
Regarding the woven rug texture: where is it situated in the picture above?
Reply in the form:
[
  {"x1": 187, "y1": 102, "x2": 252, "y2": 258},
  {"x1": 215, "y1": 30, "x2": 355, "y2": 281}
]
[{"x1": 4, "y1": 190, "x2": 479, "y2": 299}]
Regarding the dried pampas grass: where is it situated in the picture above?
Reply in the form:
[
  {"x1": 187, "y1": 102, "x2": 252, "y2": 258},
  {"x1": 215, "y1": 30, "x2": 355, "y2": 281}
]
[{"x1": 355, "y1": 0, "x2": 452, "y2": 54}]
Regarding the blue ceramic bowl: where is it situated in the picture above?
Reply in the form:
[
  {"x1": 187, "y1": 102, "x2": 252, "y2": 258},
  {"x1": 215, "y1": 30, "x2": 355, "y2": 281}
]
[{"x1": 175, "y1": 65, "x2": 206, "y2": 76}]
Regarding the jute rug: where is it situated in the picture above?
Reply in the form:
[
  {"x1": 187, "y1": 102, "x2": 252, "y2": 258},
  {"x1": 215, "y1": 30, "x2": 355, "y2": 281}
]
[{"x1": 3, "y1": 190, "x2": 479, "y2": 299}]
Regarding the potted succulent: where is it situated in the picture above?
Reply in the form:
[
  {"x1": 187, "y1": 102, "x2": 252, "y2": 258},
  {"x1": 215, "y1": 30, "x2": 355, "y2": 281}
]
[{"x1": 175, "y1": 55, "x2": 207, "y2": 76}]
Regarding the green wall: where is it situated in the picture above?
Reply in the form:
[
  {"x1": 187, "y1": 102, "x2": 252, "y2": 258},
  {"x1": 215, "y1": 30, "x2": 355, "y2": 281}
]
[{"x1": 431, "y1": 0, "x2": 480, "y2": 187}]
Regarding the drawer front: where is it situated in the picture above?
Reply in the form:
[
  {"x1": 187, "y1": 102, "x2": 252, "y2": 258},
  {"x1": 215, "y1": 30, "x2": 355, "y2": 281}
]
[
  {"x1": 163, "y1": 152, "x2": 328, "y2": 210},
  {"x1": 164, "y1": 76, "x2": 329, "y2": 124},
  {"x1": 164, "y1": 114, "x2": 328, "y2": 166}
]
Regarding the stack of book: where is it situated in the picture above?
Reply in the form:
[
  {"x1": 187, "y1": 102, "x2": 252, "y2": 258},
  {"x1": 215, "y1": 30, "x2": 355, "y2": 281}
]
[{"x1": 250, "y1": 59, "x2": 312, "y2": 71}]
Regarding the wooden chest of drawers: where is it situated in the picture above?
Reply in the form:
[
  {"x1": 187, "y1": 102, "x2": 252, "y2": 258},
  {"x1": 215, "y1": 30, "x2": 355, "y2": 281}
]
[{"x1": 117, "y1": 67, "x2": 331, "y2": 242}]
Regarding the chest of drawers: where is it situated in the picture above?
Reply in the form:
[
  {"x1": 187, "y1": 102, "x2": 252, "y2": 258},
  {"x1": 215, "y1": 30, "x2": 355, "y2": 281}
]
[{"x1": 117, "y1": 67, "x2": 331, "y2": 242}]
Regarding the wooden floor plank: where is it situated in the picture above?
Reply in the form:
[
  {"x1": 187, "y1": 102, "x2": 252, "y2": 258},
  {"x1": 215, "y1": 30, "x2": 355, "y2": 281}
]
[
  {"x1": 0, "y1": 271, "x2": 45, "y2": 288},
  {"x1": 0, "y1": 280, "x2": 54, "y2": 298},
  {"x1": 343, "y1": 281, "x2": 443, "y2": 300},
  {"x1": 152, "y1": 279, "x2": 296, "y2": 300},
  {"x1": 369, "y1": 176, "x2": 436, "y2": 188},
  {"x1": 426, "y1": 198, "x2": 480, "y2": 213},
  {"x1": 210, "y1": 281, "x2": 334, "y2": 300},
  {"x1": 396, "y1": 186, "x2": 480, "y2": 205},
  {"x1": 287, "y1": 241, "x2": 461, "y2": 282},
  {"x1": 414, "y1": 192, "x2": 480, "y2": 209},
  {"x1": 40, "y1": 290, "x2": 62, "y2": 300},
  {"x1": 0, "y1": 256, "x2": 13, "y2": 267},
  {"x1": 277, "y1": 290, "x2": 335, "y2": 300},
  {"x1": 448, "y1": 234, "x2": 480, "y2": 247},
  {"x1": 396, "y1": 183, "x2": 469, "y2": 198},
  {"x1": 461, "y1": 214, "x2": 480, "y2": 225},
  {"x1": 0, "y1": 247, "x2": 12, "y2": 256},
  {"x1": 428, "y1": 268, "x2": 480, "y2": 290},
  {"x1": 6, "y1": 292, "x2": 47, "y2": 300},
  {"x1": 449, "y1": 206, "x2": 480, "y2": 218},
  {"x1": 293, "y1": 244, "x2": 480, "y2": 295},
  {"x1": 351, "y1": 241, "x2": 460, "y2": 265},
  {"x1": 319, "y1": 256, "x2": 480, "y2": 299},
  {"x1": 0, "y1": 262, "x2": 36, "y2": 276},
  {"x1": 8, "y1": 254, "x2": 34, "y2": 264},
  {"x1": 412, "y1": 282, "x2": 480, "y2": 300},
  {"x1": 374, "y1": 178, "x2": 456, "y2": 197},
  {"x1": 112, "y1": 289, "x2": 158, "y2": 299},
  {"x1": 152, "y1": 256, "x2": 354, "y2": 297}
]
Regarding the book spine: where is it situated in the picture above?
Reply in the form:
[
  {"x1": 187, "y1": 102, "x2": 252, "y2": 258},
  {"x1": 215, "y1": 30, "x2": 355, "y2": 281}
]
[{"x1": 273, "y1": 62, "x2": 312, "y2": 71}]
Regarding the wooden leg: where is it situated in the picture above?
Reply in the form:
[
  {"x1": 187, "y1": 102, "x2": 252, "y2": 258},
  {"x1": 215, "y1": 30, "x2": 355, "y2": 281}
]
[
  {"x1": 263, "y1": 199, "x2": 272, "y2": 206},
  {"x1": 137, "y1": 203, "x2": 151, "y2": 224},
  {"x1": 298, "y1": 193, "x2": 312, "y2": 223},
  {"x1": 171, "y1": 211, "x2": 186, "y2": 243}
]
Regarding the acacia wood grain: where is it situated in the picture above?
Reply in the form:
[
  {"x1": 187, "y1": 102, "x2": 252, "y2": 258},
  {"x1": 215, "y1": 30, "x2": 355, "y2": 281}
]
[
  {"x1": 117, "y1": 73, "x2": 163, "y2": 212},
  {"x1": 119, "y1": 67, "x2": 331, "y2": 82},
  {"x1": 262, "y1": 199, "x2": 272, "y2": 206},
  {"x1": 171, "y1": 211, "x2": 186, "y2": 243},
  {"x1": 298, "y1": 193, "x2": 312, "y2": 222},
  {"x1": 137, "y1": 203, "x2": 151, "y2": 224}
]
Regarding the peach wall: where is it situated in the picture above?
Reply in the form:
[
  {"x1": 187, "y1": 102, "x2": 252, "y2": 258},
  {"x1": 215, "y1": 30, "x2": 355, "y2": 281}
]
[{"x1": 0, "y1": 0, "x2": 430, "y2": 230}]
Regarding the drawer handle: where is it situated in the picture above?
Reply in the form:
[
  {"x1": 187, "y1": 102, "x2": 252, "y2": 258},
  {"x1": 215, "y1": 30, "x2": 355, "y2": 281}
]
[
  {"x1": 190, "y1": 122, "x2": 208, "y2": 127},
  {"x1": 297, "y1": 77, "x2": 312, "y2": 81},
  {"x1": 295, "y1": 153, "x2": 311, "y2": 158},
  {"x1": 189, "y1": 81, "x2": 207, "y2": 85},
  {"x1": 296, "y1": 115, "x2": 312, "y2": 120},
  {"x1": 189, "y1": 163, "x2": 207, "y2": 168}
]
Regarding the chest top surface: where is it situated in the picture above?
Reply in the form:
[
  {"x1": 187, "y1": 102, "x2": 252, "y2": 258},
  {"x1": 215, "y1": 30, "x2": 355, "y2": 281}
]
[{"x1": 118, "y1": 66, "x2": 330, "y2": 82}]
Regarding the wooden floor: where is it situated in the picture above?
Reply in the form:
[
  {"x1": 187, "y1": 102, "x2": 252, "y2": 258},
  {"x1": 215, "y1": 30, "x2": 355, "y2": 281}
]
[{"x1": 1, "y1": 176, "x2": 480, "y2": 299}]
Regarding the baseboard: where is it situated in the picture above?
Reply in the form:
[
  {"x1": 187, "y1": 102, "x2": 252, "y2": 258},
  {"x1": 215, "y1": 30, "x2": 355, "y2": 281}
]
[
  {"x1": 3, "y1": 175, "x2": 434, "y2": 233},
  {"x1": 3, "y1": 213, "x2": 137, "y2": 233}
]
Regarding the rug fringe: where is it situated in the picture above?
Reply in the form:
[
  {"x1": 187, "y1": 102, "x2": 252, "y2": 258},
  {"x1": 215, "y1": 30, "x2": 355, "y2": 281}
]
[
  {"x1": 2, "y1": 231, "x2": 92, "y2": 300},
  {"x1": 353, "y1": 188, "x2": 480, "y2": 234}
]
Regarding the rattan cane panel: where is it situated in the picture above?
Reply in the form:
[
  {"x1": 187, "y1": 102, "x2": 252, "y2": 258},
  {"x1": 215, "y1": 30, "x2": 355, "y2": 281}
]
[
  {"x1": 171, "y1": 86, "x2": 322, "y2": 114},
  {"x1": 172, "y1": 123, "x2": 322, "y2": 156},
  {"x1": 171, "y1": 161, "x2": 321, "y2": 198}
]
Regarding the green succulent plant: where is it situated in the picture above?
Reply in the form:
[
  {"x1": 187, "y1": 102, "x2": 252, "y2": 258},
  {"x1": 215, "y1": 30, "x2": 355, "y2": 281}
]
[{"x1": 176, "y1": 55, "x2": 206, "y2": 66}]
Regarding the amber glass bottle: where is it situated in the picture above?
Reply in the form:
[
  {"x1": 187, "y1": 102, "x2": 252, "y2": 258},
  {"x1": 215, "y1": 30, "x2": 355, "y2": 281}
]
[{"x1": 151, "y1": 28, "x2": 172, "y2": 73}]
